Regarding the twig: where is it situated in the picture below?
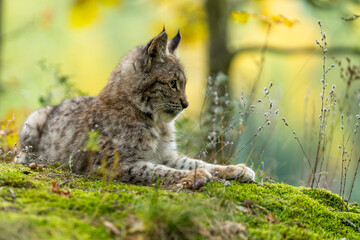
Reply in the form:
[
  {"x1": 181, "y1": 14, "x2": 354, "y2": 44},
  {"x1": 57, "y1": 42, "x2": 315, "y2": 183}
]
[
  {"x1": 347, "y1": 155, "x2": 360, "y2": 202},
  {"x1": 225, "y1": 120, "x2": 266, "y2": 164},
  {"x1": 251, "y1": 180, "x2": 282, "y2": 196},
  {"x1": 48, "y1": 164, "x2": 65, "y2": 174},
  {"x1": 243, "y1": 24, "x2": 272, "y2": 124},
  {"x1": 343, "y1": 217, "x2": 360, "y2": 232},
  {"x1": 341, "y1": 15, "x2": 360, "y2": 22},
  {"x1": 9, "y1": 188, "x2": 16, "y2": 202},
  {"x1": 232, "y1": 45, "x2": 360, "y2": 57},
  {"x1": 59, "y1": 180, "x2": 70, "y2": 186}
]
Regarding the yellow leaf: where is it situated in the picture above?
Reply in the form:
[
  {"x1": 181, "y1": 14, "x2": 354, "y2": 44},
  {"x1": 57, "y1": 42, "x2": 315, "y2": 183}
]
[
  {"x1": 99, "y1": 0, "x2": 122, "y2": 6},
  {"x1": 70, "y1": 0, "x2": 98, "y2": 28},
  {"x1": 232, "y1": 11, "x2": 250, "y2": 24},
  {"x1": 279, "y1": 14, "x2": 298, "y2": 27},
  {"x1": 272, "y1": 14, "x2": 298, "y2": 27},
  {"x1": 253, "y1": 13, "x2": 272, "y2": 25},
  {"x1": 271, "y1": 15, "x2": 282, "y2": 24}
]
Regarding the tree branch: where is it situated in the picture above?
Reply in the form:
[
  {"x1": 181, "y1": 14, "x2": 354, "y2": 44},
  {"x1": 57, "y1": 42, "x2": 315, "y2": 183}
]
[{"x1": 231, "y1": 45, "x2": 360, "y2": 58}]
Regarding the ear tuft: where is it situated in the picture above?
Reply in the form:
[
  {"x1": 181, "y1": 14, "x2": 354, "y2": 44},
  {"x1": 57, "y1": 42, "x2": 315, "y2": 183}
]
[
  {"x1": 168, "y1": 29, "x2": 181, "y2": 54},
  {"x1": 144, "y1": 29, "x2": 168, "y2": 72},
  {"x1": 147, "y1": 30, "x2": 168, "y2": 59}
]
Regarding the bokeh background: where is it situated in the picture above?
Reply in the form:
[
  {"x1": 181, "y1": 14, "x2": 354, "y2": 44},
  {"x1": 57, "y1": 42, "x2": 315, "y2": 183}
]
[{"x1": 1, "y1": 0, "x2": 360, "y2": 202}]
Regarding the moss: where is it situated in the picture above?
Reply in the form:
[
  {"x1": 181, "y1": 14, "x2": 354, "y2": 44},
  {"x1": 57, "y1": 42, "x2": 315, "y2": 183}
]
[{"x1": 0, "y1": 163, "x2": 359, "y2": 240}]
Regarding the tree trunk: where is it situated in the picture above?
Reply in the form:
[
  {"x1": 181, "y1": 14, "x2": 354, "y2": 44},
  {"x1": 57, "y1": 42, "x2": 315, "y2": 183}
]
[
  {"x1": 205, "y1": 0, "x2": 232, "y2": 97},
  {"x1": 0, "y1": 0, "x2": 3, "y2": 93},
  {"x1": 203, "y1": 0, "x2": 233, "y2": 162}
]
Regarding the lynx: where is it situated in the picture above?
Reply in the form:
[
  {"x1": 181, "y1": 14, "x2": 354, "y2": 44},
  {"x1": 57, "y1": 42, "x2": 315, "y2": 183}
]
[{"x1": 16, "y1": 29, "x2": 255, "y2": 189}]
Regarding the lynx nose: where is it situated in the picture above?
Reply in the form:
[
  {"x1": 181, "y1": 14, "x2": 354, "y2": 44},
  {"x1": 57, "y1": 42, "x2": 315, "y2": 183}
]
[{"x1": 181, "y1": 100, "x2": 189, "y2": 109}]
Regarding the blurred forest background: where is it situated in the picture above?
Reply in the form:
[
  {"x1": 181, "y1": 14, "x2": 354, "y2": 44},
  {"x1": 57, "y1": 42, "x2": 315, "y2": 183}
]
[{"x1": 0, "y1": 0, "x2": 360, "y2": 202}]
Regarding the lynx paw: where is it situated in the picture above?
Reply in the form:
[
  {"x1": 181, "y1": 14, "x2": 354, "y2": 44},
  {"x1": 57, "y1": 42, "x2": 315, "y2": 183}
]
[
  {"x1": 214, "y1": 164, "x2": 255, "y2": 183},
  {"x1": 175, "y1": 169, "x2": 212, "y2": 190}
]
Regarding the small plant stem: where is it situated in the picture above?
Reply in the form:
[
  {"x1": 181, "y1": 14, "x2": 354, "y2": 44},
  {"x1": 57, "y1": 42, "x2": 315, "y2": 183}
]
[
  {"x1": 243, "y1": 24, "x2": 272, "y2": 124},
  {"x1": 343, "y1": 217, "x2": 360, "y2": 232},
  {"x1": 340, "y1": 115, "x2": 345, "y2": 198},
  {"x1": 295, "y1": 137, "x2": 314, "y2": 174},
  {"x1": 225, "y1": 120, "x2": 267, "y2": 164},
  {"x1": 311, "y1": 22, "x2": 328, "y2": 189},
  {"x1": 347, "y1": 155, "x2": 360, "y2": 202}
]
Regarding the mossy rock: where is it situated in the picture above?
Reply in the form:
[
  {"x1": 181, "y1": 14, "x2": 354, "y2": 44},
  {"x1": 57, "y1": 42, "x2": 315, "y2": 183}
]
[{"x1": 0, "y1": 163, "x2": 359, "y2": 240}]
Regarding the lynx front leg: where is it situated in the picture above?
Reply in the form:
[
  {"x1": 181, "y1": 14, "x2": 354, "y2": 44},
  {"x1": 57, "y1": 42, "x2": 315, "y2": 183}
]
[
  {"x1": 119, "y1": 161, "x2": 212, "y2": 189},
  {"x1": 172, "y1": 156, "x2": 255, "y2": 183}
]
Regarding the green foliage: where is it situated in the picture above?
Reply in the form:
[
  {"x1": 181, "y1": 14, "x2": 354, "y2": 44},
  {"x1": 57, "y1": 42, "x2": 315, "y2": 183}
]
[
  {"x1": 38, "y1": 60, "x2": 86, "y2": 107},
  {"x1": 0, "y1": 114, "x2": 17, "y2": 162},
  {"x1": 0, "y1": 163, "x2": 359, "y2": 240},
  {"x1": 84, "y1": 130, "x2": 100, "y2": 151}
]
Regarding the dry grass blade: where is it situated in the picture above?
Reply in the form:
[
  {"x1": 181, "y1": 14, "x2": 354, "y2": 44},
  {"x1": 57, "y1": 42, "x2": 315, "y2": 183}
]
[{"x1": 103, "y1": 220, "x2": 121, "y2": 236}]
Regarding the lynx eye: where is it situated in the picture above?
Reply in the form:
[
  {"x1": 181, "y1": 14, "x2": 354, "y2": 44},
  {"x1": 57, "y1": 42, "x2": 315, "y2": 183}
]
[{"x1": 169, "y1": 80, "x2": 177, "y2": 89}]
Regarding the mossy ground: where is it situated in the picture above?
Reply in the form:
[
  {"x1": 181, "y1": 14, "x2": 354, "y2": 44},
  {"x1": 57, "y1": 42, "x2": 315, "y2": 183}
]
[{"x1": 0, "y1": 163, "x2": 359, "y2": 240}]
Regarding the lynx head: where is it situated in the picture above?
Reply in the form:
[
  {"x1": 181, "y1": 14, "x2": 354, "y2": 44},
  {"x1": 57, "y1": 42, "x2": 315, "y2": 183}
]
[{"x1": 100, "y1": 28, "x2": 188, "y2": 123}]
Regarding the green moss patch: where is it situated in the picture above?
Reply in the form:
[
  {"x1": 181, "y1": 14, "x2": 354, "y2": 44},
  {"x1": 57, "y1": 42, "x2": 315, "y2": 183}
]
[{"x1": 0, "y1": 163, "x2": 359, "y2": 239}]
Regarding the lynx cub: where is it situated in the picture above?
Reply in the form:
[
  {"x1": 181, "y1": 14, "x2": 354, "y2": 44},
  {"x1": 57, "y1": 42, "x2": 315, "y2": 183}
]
[{"x1": 17, "y1": 29, "x2": 255, "y2": 189}]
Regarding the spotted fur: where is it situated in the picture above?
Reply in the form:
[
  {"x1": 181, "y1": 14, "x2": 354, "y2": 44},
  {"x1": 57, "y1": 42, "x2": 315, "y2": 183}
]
[{"x1": 16, "y1": 30, "x2": 255, "y2": 189}]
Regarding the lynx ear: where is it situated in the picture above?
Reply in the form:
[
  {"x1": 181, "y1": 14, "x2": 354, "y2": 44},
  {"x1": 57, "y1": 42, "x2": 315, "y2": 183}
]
[
  {"x1": 144, "y1": 29, "x2": 168, "y2": 72},
  {"x1": 168, "y1": 29, "x2": 181, "y2": 53},
  {"x1": 147, "y1": 29, "x2": 168, "y2": 61}
]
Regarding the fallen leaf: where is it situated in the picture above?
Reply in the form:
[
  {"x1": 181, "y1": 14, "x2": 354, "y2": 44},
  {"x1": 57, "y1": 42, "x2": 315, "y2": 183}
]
[
  {"x1": 265, "y1": 213, "x2": 279, "y2": 224},
  {"x1": 126, "y1": 215, "x2": 145, "y2": 234},
  {"x1": 103, "y1": 220, "x2": 121, "y2": 236},
  {"x1": 235, "y1": 205, "x2": 249, "y2": 213},
  {"x1": 22, "y1": 170, "x2": 31, "y2": 175},
  {"x1": 51, "y1": 181, "x2": 71, "y2": 198},
  {"x1": 297, "y1": 223, "x2": 307, "y2": 229},
  {"x1": 219, "y1": 221, "x2": 247, "y2": 236}
]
